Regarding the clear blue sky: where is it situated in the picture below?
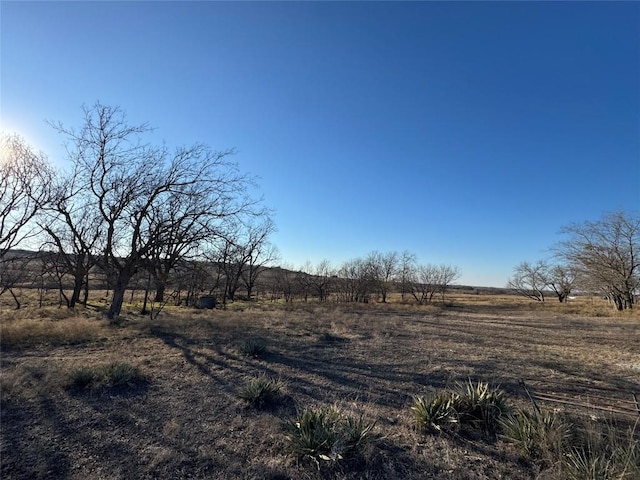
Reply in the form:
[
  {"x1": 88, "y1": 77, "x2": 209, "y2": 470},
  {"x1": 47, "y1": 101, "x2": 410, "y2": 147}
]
[{"x1": 1, "y1": 1, "x2": 639, "y2": 287}]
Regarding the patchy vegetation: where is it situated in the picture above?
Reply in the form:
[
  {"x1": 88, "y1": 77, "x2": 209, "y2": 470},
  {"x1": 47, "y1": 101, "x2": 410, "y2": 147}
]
[{"x1": 1, "y1": 296, "x2": 638, "y2": 479}]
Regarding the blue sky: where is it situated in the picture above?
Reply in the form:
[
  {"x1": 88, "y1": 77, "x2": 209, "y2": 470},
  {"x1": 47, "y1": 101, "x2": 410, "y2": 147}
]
[{"x1": 1, "y1": 1, "x2": 639, "y2": 287}]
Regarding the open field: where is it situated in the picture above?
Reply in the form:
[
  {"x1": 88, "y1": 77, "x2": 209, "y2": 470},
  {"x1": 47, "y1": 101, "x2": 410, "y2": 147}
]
[{"x1": 1, "y1": 296, "x2": 639, "y2": 479}]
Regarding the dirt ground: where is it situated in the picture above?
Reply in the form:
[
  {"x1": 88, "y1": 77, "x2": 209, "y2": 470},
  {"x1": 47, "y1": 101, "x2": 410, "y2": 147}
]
[{"x1": 1, "y1": 297, "x2": 639, "y2": 479}]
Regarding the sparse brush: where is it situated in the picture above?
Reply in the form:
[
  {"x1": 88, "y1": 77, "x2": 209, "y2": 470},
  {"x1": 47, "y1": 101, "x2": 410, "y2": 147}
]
[
  {"x1": 238, "y1": 375, "x2": 284, "y2": 408},
  {"x1": 500, "y1": 409, "x2": 571, "y2": 460},
  {"x1": 412, "y1": 393, "x2": 458, "y2": 432},
  {"x1": 285, "y1": 407, "x2": 376, "y2": 468},
  {"x1": 242, "y1": 337, "x2": 267, "y2": 357},
  {"x1": 68, "y1": 362, "x2": 146, "y2": 390}
]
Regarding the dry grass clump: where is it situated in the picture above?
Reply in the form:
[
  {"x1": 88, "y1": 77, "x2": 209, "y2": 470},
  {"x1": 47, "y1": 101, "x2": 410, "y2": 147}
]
[
  {"x1": 68, "y1": 362, "x2": 147, "y2": 390},
  {"x1": 0, "y1": 312, "x2": 109, "y2": 349}
]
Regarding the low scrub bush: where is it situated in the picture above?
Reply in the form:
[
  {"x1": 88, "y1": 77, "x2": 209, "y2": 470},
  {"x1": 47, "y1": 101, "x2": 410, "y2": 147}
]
[
  {"x1": 69, "y1": 362, "x2": 146, "y2": 390},
  {"x1": 238, "y1": 375, "x2": 284, "y2": 408},
  {"x1": 285, "y1": 407, "x2": 376, "y2": 468}
]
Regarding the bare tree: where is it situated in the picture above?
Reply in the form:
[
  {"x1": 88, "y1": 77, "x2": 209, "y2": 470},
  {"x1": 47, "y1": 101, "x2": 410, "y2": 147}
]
[
  {"x1": 207, "y1": 230, "x2": 244, "y2": 305},
  {"x1": 366, "y1": 251, "x2": 399, "y2": 302},
  {"x1": 547, "y1": 263, "x2": 577, "y2": 303},
  {"x1": 409, "y1": 264, "x2": 439, "y2": 305},
  {"x1": 53, "y1": 103, "x2": 258, "y2": 318},
  {"x1": 240, "y1": 218, "x2": 278, "y2": 300},
  {"x1": 304, "y1": 259, "x2": 335, "y2": 302},
  {"x1": 557, "y1": 210, "x2": 639, "y2": 310},
  {"x1": 272, "y1": 263, "x2": 301, "y2": 303},
  {"x1": 40, "y1": 167, "x2": 104, "y2": 308},
  {"x1": 408, "y1": 263, "x2": 460, "y2": 305},
  {"x1": 436, "y1": 264, "x2": 461, "y2": 303},
  {"x1": 399, "y1": 250, "x2": 417, "y2": 301},
  {"x1": 0, "y1": 134, "x2": 52, "y2": 307},
  {"x1": 0, "y1": 133, "x2": 52, "y2": 258},
  {"x1": 0, "y1": 251, "x2": 34, "y2": 309},
  {"x1": 507, "y1": 260, "x2": 549, "y2": 302},
  {"x1": 337, "y1": 257, "x2": 374, "y2": 303}
]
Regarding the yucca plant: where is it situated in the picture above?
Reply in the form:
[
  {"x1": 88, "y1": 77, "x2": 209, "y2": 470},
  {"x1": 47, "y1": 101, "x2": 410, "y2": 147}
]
[
  {"x1": 562, "y1": 419, "x2": 640, "y2": 480},
  {"x1": 242, "y1": 337, "x2": 267, "y2": 357},
  {"x1": 339, "y1": 413, "x2": 377, "y2": 455},
  {"x1": 453, "y1": 379, "x2": 510, "y2": 434},
  {"x1": 500, "y1": 409, "x2": 571, "y2": 460},
  {"x1": 564, "y1": 446, "x2": 616, "y2": 480},
  {"x1": 286, "y1": 407, "x2": 341, "y2": 466},
  {"x1": 69, "y1": 366, "x2": 99, "y2": 389},
  {"x1": 103, "y1": 362, "x2": 145, "y2": 387},
  {"x1": 412, "y1": 393, "x2": 458, "y2": 432},
  {"x1": 237, "y1": 375, "x2": 284, "y2": 408},
  {"x1": 285, "y1": 407, "x2": 377, "y2": 468}
]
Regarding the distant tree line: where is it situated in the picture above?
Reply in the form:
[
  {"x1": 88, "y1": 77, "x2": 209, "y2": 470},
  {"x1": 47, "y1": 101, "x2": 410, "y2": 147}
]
[
  {"x1": 270, "y1": 252, "x2": 461, "y2": 305},
  {"x1": 507, "y1": 210, "x2": 639, "y2": 310}
]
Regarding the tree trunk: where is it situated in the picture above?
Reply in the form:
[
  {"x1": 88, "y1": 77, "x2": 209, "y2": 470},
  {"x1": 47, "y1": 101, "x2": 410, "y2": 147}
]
[
  {"x1": 8, "y1": 288, "x2": 21, "y2": 309},
  {"x1": 107, "y1": 276, "x2": 130, "y2": 319},
  {"x1": 82, "y1": 272, "x2": 90, "y2": 306},
  {"x1": 69, "y1": 273, "x2": 84, "y2": 308},
  {"x1": 154, "y1": 283, "x2": 166, "y2": 303},
  {"x1": 141, "y1": 272, "x2": 152, "y2": 315}
]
